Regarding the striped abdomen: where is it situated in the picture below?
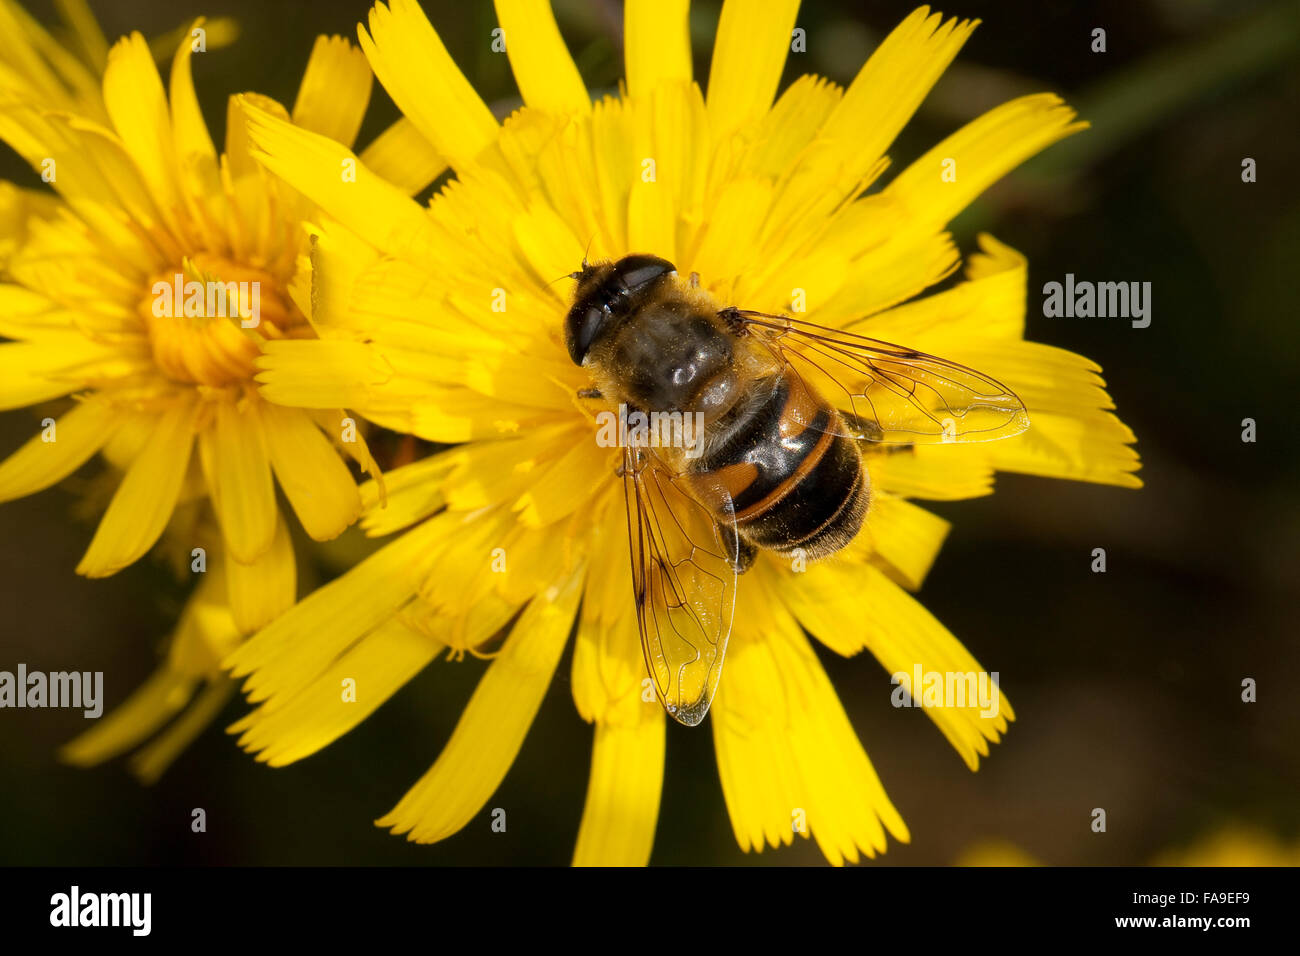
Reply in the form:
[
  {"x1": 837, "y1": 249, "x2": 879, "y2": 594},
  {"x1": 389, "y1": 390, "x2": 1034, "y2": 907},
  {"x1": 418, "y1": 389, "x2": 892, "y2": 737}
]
[{"x1": 688, "y1": 367, "x2": 868, "y2": 561}]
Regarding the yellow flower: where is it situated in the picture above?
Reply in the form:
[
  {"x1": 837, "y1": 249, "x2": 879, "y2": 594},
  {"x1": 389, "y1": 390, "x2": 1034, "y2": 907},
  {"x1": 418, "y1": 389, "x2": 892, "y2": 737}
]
[
  {"x1": 954, "y1": 839, "x2": 1040, "y2": 867},
  {"x1": 0, "y1": 15, "x2": 393, "y2": 624},
  {"x1": 1152, "y1": 826, "x2": 1300, "y2": 867},
  {"x1": 0, "y1": 0, "x2": 232, "y2": 263},
  {"x1": 957, "y1": 827, "x2": 1300, "y2": 866},
  {"x1": 0, "y1": 3, "x2": 438, "y2": 781},
  {"x1": 60, "y1": 508, "x2": 242, "y2": 784},
  {"x1": 0, "y1": 0, "x2": 236, "y2": 120},
  {"x1": 229, "y1": 0, "x2": 1141, "y2": 865}
]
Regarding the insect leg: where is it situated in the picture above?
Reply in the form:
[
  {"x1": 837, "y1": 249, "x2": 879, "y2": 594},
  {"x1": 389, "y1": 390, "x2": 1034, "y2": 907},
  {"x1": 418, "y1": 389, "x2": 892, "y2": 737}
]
[{"x1": 718, "y1": 522, "x2": 758, "y2": 574}]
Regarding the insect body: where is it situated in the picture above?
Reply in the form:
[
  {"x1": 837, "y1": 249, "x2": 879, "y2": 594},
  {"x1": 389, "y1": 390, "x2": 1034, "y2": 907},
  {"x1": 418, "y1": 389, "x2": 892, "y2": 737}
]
[
  {"x1": 689, "y1": 362, "x2": 868, "y2": 568},
  {"x1": 565, "y1": 254, "x2": 1028, "y2": 726}
]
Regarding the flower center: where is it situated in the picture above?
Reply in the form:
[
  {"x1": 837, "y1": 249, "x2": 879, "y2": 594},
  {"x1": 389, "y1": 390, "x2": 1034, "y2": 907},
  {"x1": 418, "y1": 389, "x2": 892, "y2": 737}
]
[{"x1": 139, "y1": 254, "x2": 305, "y2": 387}]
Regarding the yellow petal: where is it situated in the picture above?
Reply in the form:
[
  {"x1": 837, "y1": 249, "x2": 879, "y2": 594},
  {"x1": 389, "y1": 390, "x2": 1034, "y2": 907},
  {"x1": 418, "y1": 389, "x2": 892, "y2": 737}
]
[
  {"x1": 224, "y1": 90, "x2": 282, "y2": 182},
  {"x1": 412, "y1": 509, "x2": 525, "y2": 615},
  {"x1": 303, "y1": 217, "x2": 381, "y2": 332},
  {"x1": 570, "y1": 572, "x2": 640, "y2": 722},
  {"x1": 745, "y1": 73, "x2": 843, "y2": 179},
  {"x1": 102, "y1": 32, "x2": 184, "y2": 236},
  {"x1": 512, "y1": 427, "x2": 611, "y2": 527},
  {"x1": 359, "y1": 453, "x2": 456, "y2": 536},
  {"x1": 129, "y1": 681, "x2": 236, "y2": 784},
  {"x1": 377, "y1": 565, "x2": 584, "y2": 843},
  {"x1": 689, "y1": 177, "x2": 772, "y2": 287},
  {"x1": 0, "y1": 283, "x2": 118, "y2": 343},
  {"x1": 624, "y1": 0, "x2": 691, "y2": 98},
  {"x1": 705, "y1": 0, "x2": 799, "y2": 131},
  {"x1": 856, "y1": 231, "x2": 1026, "y2": 340},
  {"x1": 146, "y1": 16, "x2": 239, "y2": 62},
  {"x1": 713, "y1": 577, "x2": 909, "y2": 865},
  {"x1": 850, "y1": 234, "x2": 1141, "y2": 490},
  {"x1": 0, "y1": 340, "x2": 103, "y2": 409},
  {"x1": 438, "y1": 430, "x2": 566, "y2": 513},
  {"x1": 856, "y1": 490, "x2": 950, "y2": 590},
  {"x1": 570, "y1": 550, "x2": 665, "y2": 865},
  {"x1": 805, "y1": 229, "x2": 959, "y2": 328},
  {"x1": 255, "y1": 339, "x2": 396, "y2": 409},
  {"x1": 628, "y1": 178, "x2": 676, "y2": 260},
  {"x1": 53, "y1": 0, "x2": 109, "y2": 71},
  {"x1": 198, "y1": 398, "x2": 277, "y2": 564},
  {"x1": 230, "y1": 615, "x2": 443, "y2": 766},
  {"x1": 258, "y1": 402, "x2": 361, "y2": 542},
  {"x1": 0, "y1": 0, "x2": 104, "y2": 115},
  {"x1": 358, "y1": 117, "x2": 446, "y2": 196},
  {"x1": 0, "y1": 182, "x2": 61, "y2": 259},
  {"x1": 168, "y1": 17, "x2": 221, "y2": 204},
  {"x1": 226, "y1": 510, "x2": 296, "y2": 634},
  {"x1": 242, "y1": 98, "x2": 437, "y2": 256},
  {"x1": 168, "y1": 565, "x2": 243, "y2": 677},
  {"x1": 983, "y1": 408, "x2": 1143, "y2": 489},
  {"x1": 409, "y1": 390, "x2": 564, "y2": 444},
  {"x1": 59, "y1": 666, "x2": 197, "y2": 767},
  {"x1": 882, "y1": 94, "x2": 1086, "y2": 244},
  {"x1": 17, "y1": 114, "x2": 173, "y2": 260},
  {"x1": 308, "y1": 407, "x2": 384, "y2": 497},
  {"x1": 61, "y1": 562, "x2": 238, "y2": 780},
  {"x1": 819, "y1": 8, "x2": 977, "y2": 185},
  {"x1": 225, "y1": 514, "x2": 448, "y2": 704},
  {"x1": 493, "y1": 0, "x2": 589, "y2": 114},
  {"x1": 572, "y1": 702, "x2": 665, "y2": 866},
  {"x1": 407, "y1": 587, "x2": 526, "y2": 654},
  {"x1": 77, "y1": 398, "x2": 198, "y2": 577},
  {"x1": 99, "y1": 412, "x2": 153, "y2": 472},
  {"x1": 580, "y1": 495, "x2": 633, "y2": 628},
  {"x1": 862, "y1": 233, "x2": 1140, "y2": 491},
  {"x1": 868, "y1": 445, "x2": 994, "y2": 500},
  {"x1": 292, "y1": 35, "x2": 373, "y2": 148},
  {"x1": 510, "y1": 200, "x2": 585, "y2": 297},
  {"x1": 779, "y1": 560, "x2": 1013, "y2": 772},
  {"x1": 0, "y1": 398, "x2": 120, "y2": 503},
  {"x1": 358, "y1": 0, "x2": 498, "y2": 170}
]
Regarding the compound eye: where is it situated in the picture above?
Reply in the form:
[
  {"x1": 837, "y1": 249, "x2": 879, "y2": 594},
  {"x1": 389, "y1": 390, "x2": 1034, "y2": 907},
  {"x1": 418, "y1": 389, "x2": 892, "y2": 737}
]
[
  {"x1": 565, "y1": 304, "x2": 606, "y2": 364},
  {"x1": 614, "y1": 254, "x2": 675, "y2": 294}
]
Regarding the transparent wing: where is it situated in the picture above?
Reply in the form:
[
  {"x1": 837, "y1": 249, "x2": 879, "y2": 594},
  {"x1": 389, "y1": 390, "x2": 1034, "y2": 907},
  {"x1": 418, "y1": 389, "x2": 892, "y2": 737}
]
[
  {"x1": 624, "y1": 448, "x2": 738, "y2": 727},
  {"x1": 729, "y1": 308, "x2": 1030, "y2": 444}
]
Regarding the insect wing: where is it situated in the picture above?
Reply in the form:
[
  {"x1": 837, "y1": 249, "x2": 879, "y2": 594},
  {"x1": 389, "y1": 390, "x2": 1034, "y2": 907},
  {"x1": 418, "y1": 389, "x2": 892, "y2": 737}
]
[
  {"x1": 624, "y1": 449, "x2": 738, "y2": 726},
  {"x1": 731, "y1": 309, "x2": 1029, "y2": 444}
]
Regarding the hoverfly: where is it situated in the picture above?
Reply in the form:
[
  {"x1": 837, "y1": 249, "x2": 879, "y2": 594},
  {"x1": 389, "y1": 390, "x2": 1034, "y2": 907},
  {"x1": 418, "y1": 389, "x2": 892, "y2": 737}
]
[{"x1": 565, "y1": 254, "x2": 1027, "y2": 725}]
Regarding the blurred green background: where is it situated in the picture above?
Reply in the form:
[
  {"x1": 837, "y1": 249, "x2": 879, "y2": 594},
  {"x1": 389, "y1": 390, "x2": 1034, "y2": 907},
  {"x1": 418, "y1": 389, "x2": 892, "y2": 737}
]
[{"x1": 1, "y1": 0, "x2": 1297, "y2": 865}]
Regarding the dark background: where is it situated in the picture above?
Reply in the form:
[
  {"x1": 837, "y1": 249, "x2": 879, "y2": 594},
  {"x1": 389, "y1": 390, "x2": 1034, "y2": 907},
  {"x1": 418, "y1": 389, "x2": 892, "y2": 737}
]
[{"x1": 1, "y1": 0, "x2": 1297, "y2": 865}]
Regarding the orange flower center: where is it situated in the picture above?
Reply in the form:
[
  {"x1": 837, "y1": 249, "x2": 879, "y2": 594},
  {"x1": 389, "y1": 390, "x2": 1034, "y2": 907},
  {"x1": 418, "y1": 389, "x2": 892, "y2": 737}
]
[{"x1": 139, "y1": 253, "x2": 306, "y2": 387}]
